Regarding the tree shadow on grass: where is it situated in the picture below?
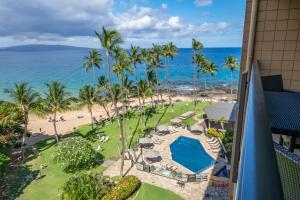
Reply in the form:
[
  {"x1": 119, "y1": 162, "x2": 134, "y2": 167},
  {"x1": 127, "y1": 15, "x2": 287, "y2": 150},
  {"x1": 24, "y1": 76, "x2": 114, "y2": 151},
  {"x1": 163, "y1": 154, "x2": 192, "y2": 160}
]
[
  {"x1": 0, "y1": 163, "x2": 39, "y2": 200},
  {"x1": 155, "y1": 104, "x2": 169, "y2": 128},
  {"x1": 128, "y1": 113, "x2": 142, "y2": 148}
]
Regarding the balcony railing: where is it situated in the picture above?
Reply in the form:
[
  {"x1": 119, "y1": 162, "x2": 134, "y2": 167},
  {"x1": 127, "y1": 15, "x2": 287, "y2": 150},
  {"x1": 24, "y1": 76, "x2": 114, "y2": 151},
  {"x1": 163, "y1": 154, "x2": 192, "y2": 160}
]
[{"x1": 236, "y1": 61, "x2": 283, "y2": 200}]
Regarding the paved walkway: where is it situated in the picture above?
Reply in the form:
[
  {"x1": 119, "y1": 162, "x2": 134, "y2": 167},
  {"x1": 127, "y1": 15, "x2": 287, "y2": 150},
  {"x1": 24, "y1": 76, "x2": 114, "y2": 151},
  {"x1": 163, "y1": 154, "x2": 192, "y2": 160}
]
[{"x1": 103, "y1": 130, "x2": 228, "y2": 200}]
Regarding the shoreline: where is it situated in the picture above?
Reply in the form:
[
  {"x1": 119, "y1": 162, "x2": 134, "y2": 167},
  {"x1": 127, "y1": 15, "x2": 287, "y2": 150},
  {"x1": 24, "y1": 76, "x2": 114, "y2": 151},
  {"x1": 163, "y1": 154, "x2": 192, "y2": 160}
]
[{"x1": 26, "y1": 92, "x2": 236, "y2": 146}]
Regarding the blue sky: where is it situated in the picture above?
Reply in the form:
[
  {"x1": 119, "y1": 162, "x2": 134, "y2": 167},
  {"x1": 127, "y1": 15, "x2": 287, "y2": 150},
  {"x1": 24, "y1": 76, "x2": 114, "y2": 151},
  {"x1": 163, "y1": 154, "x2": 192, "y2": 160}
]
[{"x1": 0, "y1": 0, "x2": 246, "y2": 48}]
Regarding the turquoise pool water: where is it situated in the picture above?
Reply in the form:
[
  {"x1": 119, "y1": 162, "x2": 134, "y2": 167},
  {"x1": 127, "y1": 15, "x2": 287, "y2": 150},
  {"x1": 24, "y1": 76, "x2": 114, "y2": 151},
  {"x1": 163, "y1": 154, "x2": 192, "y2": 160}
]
[{"x1": 170, "y1": 136, "x2": 216, "y2": 173}]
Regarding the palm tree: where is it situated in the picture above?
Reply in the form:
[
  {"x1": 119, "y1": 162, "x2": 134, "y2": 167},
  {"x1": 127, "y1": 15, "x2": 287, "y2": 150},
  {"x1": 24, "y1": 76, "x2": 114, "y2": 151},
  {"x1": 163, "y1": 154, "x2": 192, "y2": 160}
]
[
  {"x1": 224, "y1": 55, "x2": 239, "y2": 95},
  {"x1": 147, "y1": 70, "x2": 157, "y2": 107},
  {"x1": 129, "y1": 45, "x2": 142, "y2": 108},
  {"x1": 207, "y1": 61, "x2": 218, "y2": 102},
  {"x1": 96, "y1": 76, "x2": 111, "y2": 122},
  {"x1": 192, "y1": 38, "x2": 204, "y2": 110},
  {"x1": 122, "y1": 75, "x2": 134, "y2": 111},
  {"x1": 83, "y1": 49, "x2": 103, "y2": 84},
  {"x1": 4, "y1": 82, "x2": 43, "y2": 159},
  {"x1": 163, "y1": 42, "x2": 178, "y2": 106},
  {"x1": 95, "y1": 27, "x2": 123, "y2": 82},
  {"x1": 137, "y1": 80, "x2": 152, "y2": 126},
  {"x1": 200, "y1": 59, "x2": 209, "y2": 93},
  {"x1": 44, "y1": 81, "x2": 72, "y2": 143},
  {"x1": 149, "y1": 44, "x2": 162, "y2": 103},
  {"x1": 79, "y1": 85, "x2": 96, "y2": 130},
  {"x1": 140, "y1": 48, "x2": 149, "y2": 81},
  {"x1": 112, "y1": 50, "x2": 134, "y2": 176}
]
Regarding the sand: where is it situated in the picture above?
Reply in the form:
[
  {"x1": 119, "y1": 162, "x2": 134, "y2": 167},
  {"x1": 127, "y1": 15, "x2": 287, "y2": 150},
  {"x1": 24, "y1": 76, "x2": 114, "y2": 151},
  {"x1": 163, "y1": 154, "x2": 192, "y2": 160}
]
[{"x1": 26, "y1": 93, "x2": 235, "y2": 146}]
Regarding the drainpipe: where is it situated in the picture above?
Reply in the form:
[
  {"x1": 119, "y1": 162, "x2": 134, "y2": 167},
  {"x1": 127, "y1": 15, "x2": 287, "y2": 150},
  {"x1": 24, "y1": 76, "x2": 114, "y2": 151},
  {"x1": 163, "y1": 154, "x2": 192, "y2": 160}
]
[
  {"x1": 229, "y1": 0, "x2": 259, "y2": 199},
  {"x1": 245, "y1": 0, "x2": 259, "y2": 72}
]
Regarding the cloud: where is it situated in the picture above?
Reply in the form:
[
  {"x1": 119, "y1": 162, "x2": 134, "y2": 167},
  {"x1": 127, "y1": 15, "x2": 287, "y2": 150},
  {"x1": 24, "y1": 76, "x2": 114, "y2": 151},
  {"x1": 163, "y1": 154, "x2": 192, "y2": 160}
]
[
  {"x1": 161, "y1": 3, "x2": 168, "y2": 9},
  {"x1": 0, "y1": 0, "x2": 113, "y2": 37},
  {"x1": 194, "y1": 0, "x2": 213, "y2": 7},
  {"x1": 112, "y1": 5, "x2": 230, "y2": 42},
  {"x1": 0, "y1": 1, "x2": 233, "y2": 47}
]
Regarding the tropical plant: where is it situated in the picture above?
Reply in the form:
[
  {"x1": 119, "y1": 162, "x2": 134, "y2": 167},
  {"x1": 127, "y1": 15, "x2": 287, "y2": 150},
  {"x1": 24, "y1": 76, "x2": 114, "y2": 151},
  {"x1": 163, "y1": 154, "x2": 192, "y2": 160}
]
[
  {"x1": 224, "y1": 55, "x2": 239, "y2": 95},
  {"x1": 199, "y1": 59, "x2": 209, "y2": 92},
  {"x1": 102, "y1": 176, "x2": 141, "y2": 200},
  {"x1": 136, "y1": 80, "x2": 152, "y2": 127},
  {"x1": 147, "y1": 70, "x2": 157, "y2": 107},
  {"x1": 163, "y1": 42, "x2": 178, "y2": 106},
  {"x1": 44, "y1": 81, "x2": 72, "y2": 142},
  {"x1": 52, "y1": 137, "x2": 97, "y2": 172},
  {"x1": 95, "y1": 27, "x2": 123, "y2": 81},
  {"x1": 79, "y1": 85, "x2": 96, "y2": 129},
  {"x1": 207, "y1": 128, "x2": 224, "y2": 139},
  {"x1": 192, "y1": 38, "x2": 204, "y2": 110},
  {"x1": 129, "y1": 45, "x2": 142, "y2": 108},
  {"x1": 0, "y1": 101, "x2": 24, "y2": 141},
  {"x1": 60, "y1": 172, "x2": 114, "y2": 200},
  {"x1": 140, "y1": 48, "x2": 149, "y2": 81},
  {"x1": 83, "y1": 49, "x2": 103, "y2": 83},
  {"x1": 112, "y1": 50, "x2": 134, "y2": 176},
  {"x1": 148, "y1": 44, "x2": 162, "y2": 103},
  {"x1": 4, "y1": 82, "x2": 43, "y2": 158},
  {"x1": 95, "y1": 75, "x2": 112, "y2": 122},
  {"x1": 122, "y1": 75, "x2": 134, "y2": 111}
]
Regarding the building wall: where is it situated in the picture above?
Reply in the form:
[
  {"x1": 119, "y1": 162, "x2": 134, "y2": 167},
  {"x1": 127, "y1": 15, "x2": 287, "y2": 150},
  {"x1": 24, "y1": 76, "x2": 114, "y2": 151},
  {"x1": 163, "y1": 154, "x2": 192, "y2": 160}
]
[{"x1": 241, "y1": 0, "x2": 300, "y2": 91}]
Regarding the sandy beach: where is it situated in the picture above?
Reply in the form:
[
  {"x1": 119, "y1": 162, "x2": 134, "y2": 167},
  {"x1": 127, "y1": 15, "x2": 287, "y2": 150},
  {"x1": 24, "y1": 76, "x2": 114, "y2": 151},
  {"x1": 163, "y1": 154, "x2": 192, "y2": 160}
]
[{"x1": 26, "y1": 92, "x2": 235, "y2": 146}]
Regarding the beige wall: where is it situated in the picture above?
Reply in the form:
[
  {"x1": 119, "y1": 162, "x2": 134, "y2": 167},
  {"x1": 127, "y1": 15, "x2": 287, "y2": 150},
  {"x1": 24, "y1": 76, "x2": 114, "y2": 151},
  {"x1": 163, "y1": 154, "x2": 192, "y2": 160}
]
[{"x1": 241, "y1": 0, "x2": 300, "y2": 91}]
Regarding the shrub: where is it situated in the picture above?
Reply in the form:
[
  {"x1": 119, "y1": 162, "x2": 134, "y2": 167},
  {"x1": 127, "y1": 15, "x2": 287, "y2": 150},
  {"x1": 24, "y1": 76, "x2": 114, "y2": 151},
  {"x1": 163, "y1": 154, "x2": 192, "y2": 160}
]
[
  {"x1": 52, "y1": 137, "x2": 96, "y2": 172},
  {"x1": 60, "y1": 173, "x2": 114, "y2": 200},
  {"x1": 207, "y1": 128, "x2": 224, "y2": 139},
  {"x1": 0, "y1": 146, "x2": 10, "y2": 178},
  {"x1": 102, "y1": 176, "x2": 141, "y2": 200}
]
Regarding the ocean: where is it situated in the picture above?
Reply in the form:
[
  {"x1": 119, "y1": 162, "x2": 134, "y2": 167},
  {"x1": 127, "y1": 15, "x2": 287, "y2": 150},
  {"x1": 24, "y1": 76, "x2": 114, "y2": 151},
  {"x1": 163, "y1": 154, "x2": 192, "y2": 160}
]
[{"x1": 0, "y1": 47, "x2": 241, "y2": 100}]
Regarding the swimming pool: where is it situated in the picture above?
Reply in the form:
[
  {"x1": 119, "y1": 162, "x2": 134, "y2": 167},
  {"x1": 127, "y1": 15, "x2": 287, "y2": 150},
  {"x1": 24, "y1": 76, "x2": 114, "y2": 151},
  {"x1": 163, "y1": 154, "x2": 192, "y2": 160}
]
[{"x1": 170, "y1": 136, "x2": 216, "y2": 173}]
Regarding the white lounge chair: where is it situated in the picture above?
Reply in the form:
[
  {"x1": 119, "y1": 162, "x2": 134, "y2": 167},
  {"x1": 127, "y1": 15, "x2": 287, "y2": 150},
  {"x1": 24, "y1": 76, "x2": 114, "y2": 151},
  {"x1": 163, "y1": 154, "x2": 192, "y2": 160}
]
[
  {"x1": 103, "y1": 136, "x2": 110, "y2": 143},
  {"x1": 211, "y1": 144, "x2": 221, "y2": 149},
  {"x1": 206, "y1": 137, "x2": 215, "y2": 142},
  {"x1": 95, "y1": 145, "x2": 103, "y2": 152},
  {"x1": 212, "y1": 149, "x2": 220, "y2": 153},
  {"x1": 99, "y1": 136, "x2": 105, "y2": 142},
  {"x1": 208, "y1": 139, "x2": 219, "y2": 145}
]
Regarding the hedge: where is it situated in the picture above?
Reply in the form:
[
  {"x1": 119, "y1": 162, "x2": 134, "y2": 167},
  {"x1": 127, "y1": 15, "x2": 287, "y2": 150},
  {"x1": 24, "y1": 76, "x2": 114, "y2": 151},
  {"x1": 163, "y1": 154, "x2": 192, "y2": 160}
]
[
  {"x1": 207, "y1": 128, "x2": 224, "y2": 139},
  {"x1": 52, "y1": 137, "x2": 97, "y2": 172},
  {"x1": 102, "y1": 176, "x2": 141, "y2": 200}
]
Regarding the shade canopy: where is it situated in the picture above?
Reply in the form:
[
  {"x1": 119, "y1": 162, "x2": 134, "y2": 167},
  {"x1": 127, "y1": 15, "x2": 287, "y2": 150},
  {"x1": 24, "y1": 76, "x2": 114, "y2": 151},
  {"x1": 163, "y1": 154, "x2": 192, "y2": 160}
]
[
  {"x1": 143, "y1": 150, "x2": 161, "y2": 159},
  {"x1": 204, "y1": 102, "x2": 238, "y2": 122},
  {"x1": 139, "y1": 137, "x2": 153, "y2": 144},
  {"x1": 157, "y1": 125, "x2": 169, "y2": 132},
  {"x1": 171, "y1": 118, "x2": 182, "y2": 124},
  {"x1": 190, "y1": 124, "x2": 204, "y2": 132}
]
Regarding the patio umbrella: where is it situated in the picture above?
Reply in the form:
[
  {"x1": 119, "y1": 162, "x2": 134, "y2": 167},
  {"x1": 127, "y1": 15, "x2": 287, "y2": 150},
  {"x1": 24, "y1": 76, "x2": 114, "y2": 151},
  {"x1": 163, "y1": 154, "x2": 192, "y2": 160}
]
[
  {"x1": 171, "y1": 118, "x2": 182, "y2": 125},
  {"x1": 143, "y1": 150, "x2": 162, "y2": 163}
]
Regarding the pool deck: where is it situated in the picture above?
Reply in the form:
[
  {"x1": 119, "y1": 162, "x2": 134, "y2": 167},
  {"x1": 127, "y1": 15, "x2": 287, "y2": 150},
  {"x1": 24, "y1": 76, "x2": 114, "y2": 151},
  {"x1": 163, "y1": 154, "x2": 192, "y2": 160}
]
[{"x1": 103, "y1": 128, "x2": 228, "y2": 200}]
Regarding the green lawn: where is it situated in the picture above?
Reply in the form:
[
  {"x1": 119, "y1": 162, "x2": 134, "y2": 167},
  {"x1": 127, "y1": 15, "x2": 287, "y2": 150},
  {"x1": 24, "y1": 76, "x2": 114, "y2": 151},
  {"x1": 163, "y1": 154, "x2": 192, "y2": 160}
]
[
  {"x1": 182, "y1": 117, "x2": 197, "y2": 126},
  {"x1": 135, "y1": 183, "x2": 183, "y2": 200},
  {"x1": 14, "y1": 101, "x2": 208, "y2": 200}
]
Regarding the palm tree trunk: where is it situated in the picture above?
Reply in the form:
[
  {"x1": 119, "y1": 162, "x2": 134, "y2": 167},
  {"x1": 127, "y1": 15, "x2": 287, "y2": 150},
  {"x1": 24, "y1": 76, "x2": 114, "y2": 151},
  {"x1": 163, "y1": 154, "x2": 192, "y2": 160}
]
[
  {"x1": 193, "y1": 52, "x2": 197, "y2": 110},
  {"x1": 115, "y1": 106, "x2": 126, "y2": 176},
  {"x1": 21, "y1": 115, "x2": 28, "y2": 162},
  {"x1": 92, "y1": 66, "x2": 96, "y2": 84},
  {"x1": 53, "y1": 112, "x2": 59, "y2": 143},
  {"x1": 102, "y1": 104, "x2": 111, "y2": 123},
  {"x1": 144, "y1": 62, "x2": 148, "y2": 82},
  {"x1": 106, "y1": 51, "x2": 111, "y2": 82},
  {"x1": 135, "y1": 64, "x2": 141, "y2": 109},
  {"x1": 155, "y1": 68, "x2": 160, "y2": 104},
  {"x1": 230, "y1": 71, "x2": 233, "y2": 95},
  {"x1": 90, "y1": 109, "x2": 94, "y2": 129}
]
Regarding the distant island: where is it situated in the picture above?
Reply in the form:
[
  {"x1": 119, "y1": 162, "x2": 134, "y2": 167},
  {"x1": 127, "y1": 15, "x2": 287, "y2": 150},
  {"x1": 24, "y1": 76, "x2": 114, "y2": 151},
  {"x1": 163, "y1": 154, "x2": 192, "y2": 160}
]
[{"x1": 0, "y1": 44, "x2": 91, "y2": 52}]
